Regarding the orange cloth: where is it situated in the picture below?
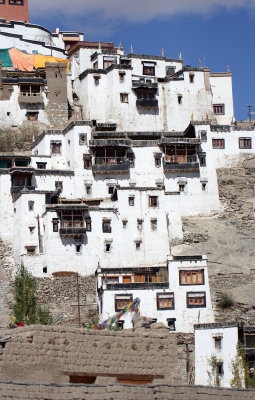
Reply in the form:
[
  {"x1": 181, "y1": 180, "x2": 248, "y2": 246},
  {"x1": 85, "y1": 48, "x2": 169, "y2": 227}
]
[{"x1": 9, "y1": 47, "x2": 34, "y2": 72}]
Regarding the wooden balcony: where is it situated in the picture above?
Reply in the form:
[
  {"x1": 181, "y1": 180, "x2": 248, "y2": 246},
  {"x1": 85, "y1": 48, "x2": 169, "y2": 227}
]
[
  {"x1": 59, "y1": 227, "x2": 86, "y2": 237},
  {"x1": 163, "y1": 156, "x2": 199, "y2": 173},
  {"x1": 136, "y1": 99, "x2": 158, "y2": 109},
  {"x1": 92, "y1": 157, "x2": 130, "y2": 175}
]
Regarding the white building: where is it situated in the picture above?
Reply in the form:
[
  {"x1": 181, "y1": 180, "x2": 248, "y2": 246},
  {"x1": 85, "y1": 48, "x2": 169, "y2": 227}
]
[
  {"x1": 97, "y1": 255, "x2": 214, "y2": 333},
  {"x1": 195, "y1": 322, "x2": 255, "y2": 388}
]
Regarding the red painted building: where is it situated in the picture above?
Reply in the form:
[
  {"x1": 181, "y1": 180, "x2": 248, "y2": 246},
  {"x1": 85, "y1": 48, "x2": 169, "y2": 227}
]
[{"x1": 0, "y1": 0, "x2": 29, "y2": 23}]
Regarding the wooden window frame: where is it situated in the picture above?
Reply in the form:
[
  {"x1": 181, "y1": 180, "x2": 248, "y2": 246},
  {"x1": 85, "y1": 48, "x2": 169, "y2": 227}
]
[
  {"x1": 115, "y1": 294, "x2": 133, "y2": 312},
  {"x1": 179, "y1": 270, "x2": 204, "y2": 285},
  {"x1": 52, "y1": 218, "x2": 59, "y2": 232},
  {"x1": 36, "y1": 162, "x2": 47, "y2": 169},
  {"x1": 128, "y1": 196, "x2": 135, "y2": 206},
  {"x1": 55, "y1": 181, "x2": 63, "y2": 192},
  {"x1": 239, "y1": 138, "x2": 251, "y2": 149},
  {"x1": 85, "y1": 218, "x2": 92, "y2": 232},
  {"x1": 51, "y1": 142, "x2": 62, "y2": 155},
  {"x1": 213, "y1": 104, "x2": 225, "y2": 115},
  {"x1": 102, "y1": 219, "x2": 111, "y2": 233},
  {"x1": 149, "y1": 196, "x2": 158, "y2": 208},
  {"x1": 142, "y1": 62, "x2": 156, "y2": 76},
  {"x1": 212, "y1": 139, "x2": 225, "y2": 149},
  {"x1": 84, "y1": 154, "x2": 92, "y2": 169},
  {"x1": 186, "y1": 292, "x2": 206, "y2": 308},
  {"x1": 120, "y1": 93, "x2": 128, "y2": 103},
  {"x1": 79, "y1": 134, "x2": 87, "y2": 145},
  {"x1": 151, "y1": 218, "x2": 157, "y2": 231},
  {"x1": 102, "y1": 276, "x2": 119, "y2": 284},
  {"x1": 157, "y1": 293, "x2": 174, "y2": 310}
]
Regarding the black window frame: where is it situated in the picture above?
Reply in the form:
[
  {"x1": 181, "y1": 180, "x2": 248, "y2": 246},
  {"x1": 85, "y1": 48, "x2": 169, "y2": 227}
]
[
  {"x1": 239, "y1": 137, "x2": 252, "y2": 149},
  {"x1": 115, "y1": 294, "x2": 133, "y2": 312},
  {"x1": 157, "y1": 293, "x2": 175, "y2": 310},
  {"x1": 186, "y1": 292, "x2": 206, "y2": 308}
]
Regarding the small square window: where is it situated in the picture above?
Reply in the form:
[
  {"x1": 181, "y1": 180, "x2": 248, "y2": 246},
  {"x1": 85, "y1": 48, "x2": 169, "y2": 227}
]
[
  {"x1": 200, "y1": 131, "x2": 207, "y2": 142},
  {"x1": 51, "y1": 142, "x2": 62, "y2": 154},
  {"x1": 26, "y1": 247, "x2": 36, "y2": 256},
  {"x1": 119, "y1": 71, "x2": 126, "y2": 81},
  {"x1": 85, "y1": 218, "x2": 92, "y2": 232},
  {"x1": 129, "y1": 196, "x2": 135, "y2": 206},
  {"x1": 189, "y1": 73, "x2": 194, "y2": 83},
  {"x1": 94, "y1": 76, "x2": 100, "y2": 86},
  {"x1": 137, "y1": 219, "x2": 143, "y2": 232},
  {"x1": 43, "y1": 267, "x2": 47, "y2": 274},
  {"x1": 199, "y1": 155, "x2": 206, "y2": 167},
  {"x1": 149, "y1": 196, "x2": 158, "y2": 208},
  {"x1": 36, "y1": 162, "x2": 47, "y2": 169},
  {"x1": 179, "y1": 184, "x2": 185, "y2": 192},
  {"x1": 52, "y1": 218, "x2": 59, "y2": 232},
  {"x1": 105, "y1": 242, "x2": 112, "y2": 252},
  {"x1": 115, "y1": 295, "x2": 133, "y2": 312},
  {"x1": 202, "y1": 183, "x2": 207, "y2": 191},
  {"x1": 143, "y1": 62, "x2": 155, "y2": 76},
  {"x1": 167, "y1": 318, "x2": 176, "y2": 331},
  {"x1": 135, "y1": 241, "x2": 142, "y2": 250},
  {"x1": 27, "y1": 112, "x2": 38, "y2": 121},
  {"x1": 28, "y1": 201, "x2": 34, "y2": 211},
  {"x1": 122, "y1": 219, "x2": 128, "y2": 228},
  {"x1": 239, "y1": 138, "x2": 251, "y2": 149},
  {"x1": 212, "y1": 139, "x2": 225, "y2": 149},
  {"x1": 93, "y1": 61, "x2": 98, "y2": 69},
  {"x1": 178, "y1": 95, "x2": 182, "y2": 104},
  {"x1": 76, "y1": 244, "x2": 81, "y2": 253},
  {"x1": 55, "y1": 181, "x2": 63, "y2": 192},
  {"x1": 187, "y1": 292, "x2": 206, "y2": 308},
  {"x1": 214, "y1": 337, "x2": 222, "y2": 349},
  {"x1": 154, "y1": 155, "x2": 162, "y2": 168},
  {"x1": 86, "y1": 184, "x2": 92, "y2": 195},
  {"x1": 84, "y1": 155, "x2": 92, "y2": 169},
  {"x1": 213, "y1": 104, "x2": 225, "y2": 115},
  {"x1": 29, "y1": 226, "x2": 35, "y2": 234},
  {"x1": 151, "y1": 219, "x2": 157, "y2": 231},
  {"x1": 108, "y1": 186, "x2": 114, "y2": 195},
  {"x1": 217, "y1": 362, "x2": 224, "y2": 376},
  {"x1": 120, "y1": 93, "x2": 128, "y2": 103},
  {"x1": 157, "y1": 293, "x2": 174, "y2": 310},
  {"x1": 79, "y1": 134, "x2": 87, "y2": 145},
  {"x1": 103, "y1": 219, "x2": 111, "y2": 233},
  {"x1": 180, "y1": 270, "x2": 204, "y2": 285}
]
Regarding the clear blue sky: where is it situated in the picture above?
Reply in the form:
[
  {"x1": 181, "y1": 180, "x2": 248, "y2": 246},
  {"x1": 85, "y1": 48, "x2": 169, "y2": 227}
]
[{"x1": 30, "y1": 1, "x2": 255, "y2": 121}]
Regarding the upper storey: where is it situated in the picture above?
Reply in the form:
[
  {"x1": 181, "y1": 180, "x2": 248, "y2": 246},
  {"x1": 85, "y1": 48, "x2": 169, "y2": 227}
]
[{"x1": 0, "y1": 0, "x2": 29, "y2": 23}]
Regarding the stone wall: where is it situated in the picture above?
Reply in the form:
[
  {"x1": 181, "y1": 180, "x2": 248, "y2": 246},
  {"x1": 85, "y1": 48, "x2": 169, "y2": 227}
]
[
  {"x1": 0, "y1": 381, "x2": 254, "y2": 400},
  {"x1": 0, "y1": 325, "x2": 181, "y2": 385},
  {"x1": 35, "y1": 274, "x2": 97, "y2": 325}
]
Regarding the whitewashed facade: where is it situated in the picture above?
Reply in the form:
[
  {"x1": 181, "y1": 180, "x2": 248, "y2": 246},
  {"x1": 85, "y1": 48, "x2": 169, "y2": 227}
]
[
  {"x1": 97, "y1": 255, "x2": 214, "y2": 333},
  {"x1": 195, "y1": 323, "x2": 255, "y2": 388}
]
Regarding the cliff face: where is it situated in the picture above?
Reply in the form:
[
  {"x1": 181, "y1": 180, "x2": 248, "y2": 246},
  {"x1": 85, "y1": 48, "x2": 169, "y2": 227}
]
[{"x1": 172, "y1": 154, "x2": 255, "y2": 324}]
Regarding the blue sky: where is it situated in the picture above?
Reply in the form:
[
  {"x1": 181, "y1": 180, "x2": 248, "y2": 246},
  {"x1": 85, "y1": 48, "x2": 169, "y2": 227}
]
[{"x1": 29, "y1": 1, "x2": 255, "y2": 121}]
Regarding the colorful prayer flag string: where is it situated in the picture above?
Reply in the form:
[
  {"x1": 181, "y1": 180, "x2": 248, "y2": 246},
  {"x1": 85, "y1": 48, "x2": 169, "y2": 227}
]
[
  {"x1": 89, "y1": 298, "x2": 140, "y2": 330},
  {"x1": 9, "y1": 316, "x2": 26, "y2": 329}
]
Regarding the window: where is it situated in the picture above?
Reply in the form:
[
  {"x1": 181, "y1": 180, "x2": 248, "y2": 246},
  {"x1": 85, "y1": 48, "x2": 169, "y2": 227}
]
[
  {"x1": 79, "y1": 134, "x2": 87, "y2": 145},
  {"x1": 20, "y1": 84, "x2": 40, "y2": 96},
  {"x1": 178, "y1": 95, "x2": 183, "y2": 104},
  {"x1": 52, "y1": 219, "x2": 59, "y2": 232},
  {"x1": 119, "y1": 71, "x2": 126, "y2": 82},
  {"x1": 105, "y1": 241, "x2": 112, "y2": 252},
  {"x1": 187, "y1": 292, "x2": 206, "y2": 308},
  {"x1": 157, "y1": 293, "x2": 174, "y2": 310},
  {"x1": 216, "y1": 362, "x2": 224, "y2": 376},
  {"x1": 202, "y1": 183, "x2": 207, "y2": 191},
  {"x1": 0, "y1": 0, "x2": 5, "y2": 3},
  {"x1": 108, "y1": 186, "x2": 115, "y2": 195},
  {"x1": 149, "y1": 196, "x2": 158, "y2": 208},
  {"x1": 167, "y1": 318, "x2": 176, "y2": 331},
  {"x1": 151, "y1": 218, "x2": 157, "y2": 231},
  {"x1": 212, "y1": 139, "x2": 225, "y2": 149},
  {"x1": 9, "y1": 0, "x2": 24, "y2": 4},
  {"x1": 213, "y1": 104, "x2": 225, "y2": 115},
  {"x1": 29, "y1": 226, "x2": 35, "y2": 234},
  {"x1": 189, "y1": 73, "x2": 194, "y2": 83},
  {"x1": 27, "y1": 112, "x2": 38, "y2": 121},
  {"x1": 122, "y1": 219, "x2": 128, "y2": 228},
  {"x1": 239, "y1": 138, "x2": 251, "y2": 149},
  {"x1": 93, "y1": 61, "x2": 98, "y2": 69},
  {"x1": 137, "y1": 219, "x2": 143, "y2": 232},
  {"x1": 123, "y1": 276, "x2": 132, "y2": 283},
  {"x1": 36, "y1": 162, "x2": 47, "y2": 169},
  {"x1": 102, "y1": 219, "x2": 111, "y2": 233},
  {"x1": 200, "y1": 131, "x2": 207, "y2": 142},
  {"x1": 85, "y1": 184, "x2": 92, "y2": 195},
  {"x1": 51, "y1": 142, "x2": 62, "y2": 154},
  {"x1": 199, "y1": 155, "x2": 206, "y2": 167},
  {"x1": 115, "y1": 295, "x2": 133, "y2": 311},
  {"x1": 43, "y1": 267, "x2": 47, "y2": 274},
  {"x1": 166, "y1": 66, "x2": 175, "y2": 76},
  {"x1": 180, "y1": 270, "x2": 204, "y2": 285},
  {"x1": 103, "y1": 276, "x2": 119, "y2": 284},
  {"x1": 26, "y1": 246, "x2": 36, "y2": 256},
  {"x1": 135, "y1": 240, "x2": 142, "y2": 250},
  {"x1": 103, "y1": 56, "x2": 117, "y2": 69},
  {"x1": 28, "y1": 201, "x2": 34, "y2": 211},
  {"x1": 154, "y1": 154, "x2": 162, "y2": 168},
  {"x1": 142, "y1": 62, "x2": 156, "y2": 76},
  {"x1": 94, "y1": 76, "x2": 100, "y2": 86},
  {"x1": 214, "y1": 337, "x2": 222, "y2": 350},
  {"x1": 120, "y1": 93, "x2": 128, "y2": 103},
  {"x1": 55, "y1": 181, "x2": 63, "y2": 192},
  {"x1": 85, "y1": 218, "x2": 92, "y2": 232},
  {"x1": 129, "y1": 196, "x2": 135, "y2": 206},
  {"x1": 84, "y1": 154, "x2": 92, "y2": 169}
]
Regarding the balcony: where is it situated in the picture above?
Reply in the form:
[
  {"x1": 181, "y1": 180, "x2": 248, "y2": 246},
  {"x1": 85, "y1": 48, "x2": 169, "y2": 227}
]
[
  {"x1": 92, "y1": 157, "x2": 130, "y2": 175},
  {"x1": 136, "y1": 99, "x2": 158, "y2": 109},
  {"x1": 132, "y1": 81, "x2": 158, "y2": 89},
  {"x1": 106, "y1": 282, "x2": 169, "y2": 290},
  {"x1": 18, "y1": 94, "x2": 44, "y2": 105},
  {"x1": 59, "y1": 227, "x2": 86, "y2": 237},
  {"x1": 163, "y1": 156, "x2": 199, "y2": 173}
]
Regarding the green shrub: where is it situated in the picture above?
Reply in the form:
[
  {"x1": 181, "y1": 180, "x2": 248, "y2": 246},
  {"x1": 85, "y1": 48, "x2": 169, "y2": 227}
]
[{"x1": 217, "y1": 292, "x2": 234, "y2": 309}]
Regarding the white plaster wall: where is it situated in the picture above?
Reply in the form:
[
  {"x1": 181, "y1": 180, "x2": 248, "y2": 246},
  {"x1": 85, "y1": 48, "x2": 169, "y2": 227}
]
[
  {"x1": 195, "y1": 326, "x2": 239, "y2": 387},
  {"x1": 210, "y1": 74, "x2": 234, "y2": 125},
  {"x1": 0, "y1": 174, "x2": 13, "y2": 240},
  {"x1": 98, "y1": 256, "x2": 214, "y2": 333}
]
